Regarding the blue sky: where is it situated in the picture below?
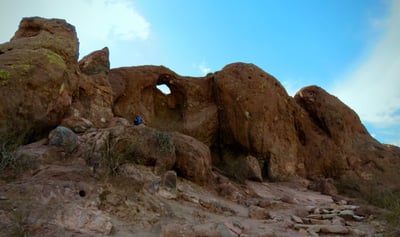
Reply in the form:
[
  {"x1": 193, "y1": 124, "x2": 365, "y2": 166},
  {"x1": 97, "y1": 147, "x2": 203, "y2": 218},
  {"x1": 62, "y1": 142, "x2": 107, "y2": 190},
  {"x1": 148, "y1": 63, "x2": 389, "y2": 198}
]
[{"x1": 1, "y1": 0, "x2": 399, "y2": 145}]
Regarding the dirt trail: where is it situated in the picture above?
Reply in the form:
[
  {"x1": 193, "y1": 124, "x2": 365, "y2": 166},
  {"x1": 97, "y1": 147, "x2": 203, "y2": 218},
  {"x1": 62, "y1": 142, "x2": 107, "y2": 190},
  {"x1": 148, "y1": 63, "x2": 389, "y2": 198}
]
[{"x1": 0, "y1": 155, "x2": 383, "y2": 237}]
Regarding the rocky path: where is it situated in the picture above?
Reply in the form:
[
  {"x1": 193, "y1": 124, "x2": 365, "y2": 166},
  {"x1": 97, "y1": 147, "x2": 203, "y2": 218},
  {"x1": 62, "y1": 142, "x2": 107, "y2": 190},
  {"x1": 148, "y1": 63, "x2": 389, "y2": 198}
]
[{"x1": 0, "y1": 150, "x2": 384, "y2": 237}]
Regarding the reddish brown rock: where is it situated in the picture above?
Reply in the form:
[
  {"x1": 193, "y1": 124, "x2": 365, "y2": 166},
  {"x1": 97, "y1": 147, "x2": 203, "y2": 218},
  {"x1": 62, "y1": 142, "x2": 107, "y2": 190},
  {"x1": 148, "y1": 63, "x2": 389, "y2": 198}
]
[
  {"x1": 294, "y1": 86, "x2": 400, "y2": 191},
  {"x1": 69, "y1": 72, "x2": 114, "y2": 128},
  {"x1": 0, "y1": 17, "x2": 79, "y2": 145},
  {"x1": 294, "y1": 86, "x2": 369, "y2": 145},
  {"x1": 60, "y1": 116, "x2": 94, "y2": 133},
  {"x1": 78, "y1": 47, "x2": 110, "y2": 75},
  {"x1": 109, "y1": 66, "x2": 218, "y2": 146},
  {"x1": 173, "y1": 132, "x2": 212, "y2": 185},
  {"x1": 10, "y1": 17, "x2": 79, "y2": 66},
  {"x1": 213, "y1": 63, "x2": 302, "y2": 180}
]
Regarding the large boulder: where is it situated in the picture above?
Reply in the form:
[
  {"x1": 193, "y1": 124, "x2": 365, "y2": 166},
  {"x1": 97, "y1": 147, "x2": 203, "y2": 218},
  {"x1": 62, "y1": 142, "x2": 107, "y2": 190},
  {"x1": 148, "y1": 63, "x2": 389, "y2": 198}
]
[
  {"x1": 173, "y1": 133, "x2": 212, "y2": 185},
  {"x1": 48, "y1": 126, "x2": 78, "y2": 153},
  {"x1": 213, "y1": 63, "x2": 302, "y2": 180},
  {"x1": 294, "y1": 86, "x2": 369, "y2": 145},
  {"x1": 79, "y1": 124, "x2": 212, "y2": 184},
  {"x1": 294, "y1": 86, "x2": 400, "y2": 190},
  {"x1": 0, "y1": 17, "x2": 79, "y2": 146}
]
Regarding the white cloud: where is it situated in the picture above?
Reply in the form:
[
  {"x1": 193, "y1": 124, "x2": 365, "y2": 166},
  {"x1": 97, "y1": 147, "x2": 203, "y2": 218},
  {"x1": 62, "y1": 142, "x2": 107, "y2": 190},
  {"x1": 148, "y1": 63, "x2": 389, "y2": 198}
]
[
  {"x1": 332, "y1": 0, "x2": 400, "y2": 128},
  {"x1": 195, "y1": 61, "x2": 211, "y2": 75},
  {"x1": 0, "y1": 0, "x2": 151, "y2": 57}
]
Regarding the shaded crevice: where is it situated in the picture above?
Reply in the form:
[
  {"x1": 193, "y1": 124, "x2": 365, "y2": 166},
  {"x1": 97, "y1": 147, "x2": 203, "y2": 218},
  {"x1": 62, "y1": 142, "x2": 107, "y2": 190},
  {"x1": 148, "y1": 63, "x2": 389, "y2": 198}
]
[
  {"x1": 261, "y1": 151, "x2": 271, "y2": 181},
  {"x1": 295, "y1": 98, "x2": 332, "y2": 138}
]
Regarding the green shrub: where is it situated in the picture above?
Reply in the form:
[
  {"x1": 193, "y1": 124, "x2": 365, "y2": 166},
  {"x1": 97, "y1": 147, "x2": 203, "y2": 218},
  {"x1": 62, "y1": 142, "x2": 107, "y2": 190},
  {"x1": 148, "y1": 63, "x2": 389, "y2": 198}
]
[
  {"x1": 337, "y1": 178, "x2": 400, "y2": 236},
  {"x1": 101, "y1": 136, "x2": 125, "y2": 176},
  {"x1": 0, "y1": 142, "x2": 18, "y2": 171},
  {"x1": 0, "y1": 68, "x2": 11, "y2": 86},
  {"x1": 154, "y1": 130, "x2": 174, "y2": 155},
  {"x1": 363, "y1": 186, "x2": 400, "y2": 236}
]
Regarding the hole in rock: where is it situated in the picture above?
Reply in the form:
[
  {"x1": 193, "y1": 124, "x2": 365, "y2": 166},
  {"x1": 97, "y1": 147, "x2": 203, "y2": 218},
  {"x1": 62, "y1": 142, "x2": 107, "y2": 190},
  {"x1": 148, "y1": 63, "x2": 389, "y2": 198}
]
[
  {"x1": 79, "y1": 190, "x2": 86, "y2": 197},
  {"x1": 152, "y1": 81, "x2": 184, "y2": 131},
  {"x1": 156, "y1": 83, "x2": 171, "y2": 95}
]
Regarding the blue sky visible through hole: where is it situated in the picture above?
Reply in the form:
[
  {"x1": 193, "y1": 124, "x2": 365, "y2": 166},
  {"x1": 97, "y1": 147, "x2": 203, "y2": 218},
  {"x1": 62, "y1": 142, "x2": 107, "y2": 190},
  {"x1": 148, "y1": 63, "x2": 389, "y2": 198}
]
[{"x1": 156, "y1": 84, "x2": 171, "y2": 95}]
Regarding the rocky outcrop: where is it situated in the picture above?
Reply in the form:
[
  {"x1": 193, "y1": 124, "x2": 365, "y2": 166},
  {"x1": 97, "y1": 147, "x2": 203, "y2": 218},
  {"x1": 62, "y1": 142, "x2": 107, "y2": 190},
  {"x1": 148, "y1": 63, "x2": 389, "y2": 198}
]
[
  {"x1": 77, "y1": 124, "x2": 212, "y2": 184},
  {"x1": 70, "y1": 47, "x2": 113, "y2": 127},
  {"x1": 78, "y1": 47, "x2": 110, "y2": 75},
  {"x1": 109, "y1": 66, "x2": 218, "y2": 146},
  {"x1": 213, "y1": 63, "x2": 303, "y2": 180},
  {"x1": 0, "y1": 17, "x2": 399, "y2": 188},
  {"x1": 0, "y1": 17, "x2": 79, "y2": 145},
  {"x1": 1, "y1": 17, "x2": 398, "y2": 237},
  {"x1": 173, "y1": 133, "x2": 212, "y2": 185},
  {"x1": 294, "y1": 86, "x2": 400, "y2": 191}
]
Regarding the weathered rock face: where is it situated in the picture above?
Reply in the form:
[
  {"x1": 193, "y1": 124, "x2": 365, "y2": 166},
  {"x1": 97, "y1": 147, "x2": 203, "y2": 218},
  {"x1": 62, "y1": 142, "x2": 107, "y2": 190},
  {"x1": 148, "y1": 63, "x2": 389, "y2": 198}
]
[
  {"x1": 69, "y1": 47, "x2": 113, "y2": 128},
  {"x1": 78, "y1": 47, "x2": 110, "y2": 75},
  {"x1": 69, "y1": 72, "x2": 114, "y2": 127},
  {"x1": 213, "y1": 63, "x2": 302, "y2": 180},
  {"x1": 295, "y1": 86, "x2": 369, "y2": 145},
  {"x1": 0, "y1": 17, "x2": 79, "y2": 145},
  {"x1": 78, "y1": 124, "x2": 212, "y2": 184},
  {"x1": 173, "y1": 133, "x2": 212, "y2": 185},
  {"x1": 293, "y1": 86, "x2": 400, "y2": 191},
  {"x1": 109, "y1": 66, "x2": 218, "y2": 146},
  {"x1": 10, "y1": 17, "x2": 79, "y2": 66},
  {"x1": 1, "y1": 17, "x2": 399, "y2": 189}
]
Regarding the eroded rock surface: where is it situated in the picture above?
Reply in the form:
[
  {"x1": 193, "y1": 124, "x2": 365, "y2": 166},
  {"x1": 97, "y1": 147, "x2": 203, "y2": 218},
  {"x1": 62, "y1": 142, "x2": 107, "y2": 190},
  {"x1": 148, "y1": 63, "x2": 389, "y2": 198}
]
[
  {"x1": 0, "y1": 17, "x2": 399, "y2": 237},
  {"x1": 0, "y1": 17, "x2": 79, "y2": 145}
]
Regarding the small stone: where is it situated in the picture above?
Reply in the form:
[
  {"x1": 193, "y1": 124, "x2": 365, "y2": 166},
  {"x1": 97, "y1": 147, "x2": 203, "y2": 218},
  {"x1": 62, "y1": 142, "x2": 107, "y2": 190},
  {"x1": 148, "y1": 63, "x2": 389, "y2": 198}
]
[
  {"x1": 320, "y1": 224, "x2": 349, "y2": 234},
  {"x1": 158, "y1": 188, "x2": 177, "y2": 200},
  {"x1": 331, "y1": 216, "x2": 345, "y2": 225},
  {"x1": 224, "y1": 222, "x2": 242, "y2": 235},
  {"x1": 291, "y1": 215, "x2": 304, "y2": 224},
  {"x1": 350, "y1": 228, "x2": 367, "y2": 237},
  {"x1": 48, "y1": 126, "x2": 78, "y2": 153},
  {"x1": 162, "y1": 170, "x2": 177, "y2": 192},
  {"x1": 305, "y1": 205, "x2": 317, "y2": 213},
  {"x1": 0, "y1": 196, "x2": 8, "y2": 200},
  {"x1": 337, "y1": 200, "x2": 348, "y2": 205},
  {"x1": 248, "y1": 205, "x2": 271, "y2": 220},
  {"x1": 352, "y1": 215, "x2": 365, "y2": 221},
  {"x1": 339, "y1": 210, "x2": 355, "y2": 220},
  {"x1": 281, "y1": 194, "x2": 299, "y2": 204},
  {"x1": 310, "y1": 219, "x2": 330, "y2": 225},
  {"x1": 313, "y1": 207, "x2": 321, "y2": 214}
]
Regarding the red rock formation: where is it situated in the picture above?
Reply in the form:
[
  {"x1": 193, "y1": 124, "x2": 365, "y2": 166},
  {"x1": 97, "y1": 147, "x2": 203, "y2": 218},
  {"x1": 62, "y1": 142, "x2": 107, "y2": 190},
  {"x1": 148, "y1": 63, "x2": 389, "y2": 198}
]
[
  {"x1": 173, "y1": 133, "x2": 212, "y2": 185},
  {"x1": 79, "y1": 47, "x2": 110, "y2": 75},
  {"x1": 109, "y1": 66, "x2": 218, "y2": 146},
  {"x1": 1, "y1": 17, "x2": 399, "y2": 189},
  {"x1": 0, "y1": 17, "x2": 79, "y2": 145},
  {"x1": 213, "y1": 63, "x2": 303, "y2": 180},
  {"x1": 294, "y1": 86, "x2": 400, "y2": 190}
]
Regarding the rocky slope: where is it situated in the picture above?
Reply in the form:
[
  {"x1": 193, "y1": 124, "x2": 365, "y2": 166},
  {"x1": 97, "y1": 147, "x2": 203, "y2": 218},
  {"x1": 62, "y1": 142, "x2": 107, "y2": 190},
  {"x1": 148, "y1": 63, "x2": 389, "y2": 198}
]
[{"x1": 0, "y1": 17, "x2": 399, "y2": 236}]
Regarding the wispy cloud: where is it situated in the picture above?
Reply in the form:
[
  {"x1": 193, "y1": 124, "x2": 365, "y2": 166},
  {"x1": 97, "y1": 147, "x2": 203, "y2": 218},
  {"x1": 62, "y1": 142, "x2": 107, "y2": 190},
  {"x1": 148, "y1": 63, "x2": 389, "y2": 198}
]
[
  {"x1": 332, "y1": 0, "x2": 400, "y2": 130},
  {"x1": 0, "y1": 0, "x2": 151, "y2": 56},
  {"x1": 195, "y1": 61, "x2": 211, "y2": 75}
]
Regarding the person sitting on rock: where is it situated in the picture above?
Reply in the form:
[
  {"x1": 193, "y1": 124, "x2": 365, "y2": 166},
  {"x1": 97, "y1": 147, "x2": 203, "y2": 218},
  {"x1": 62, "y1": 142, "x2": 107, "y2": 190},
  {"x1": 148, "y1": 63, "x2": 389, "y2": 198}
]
[{"x1": 134, "y1": 116, "x2": 144, "y2": 125}]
